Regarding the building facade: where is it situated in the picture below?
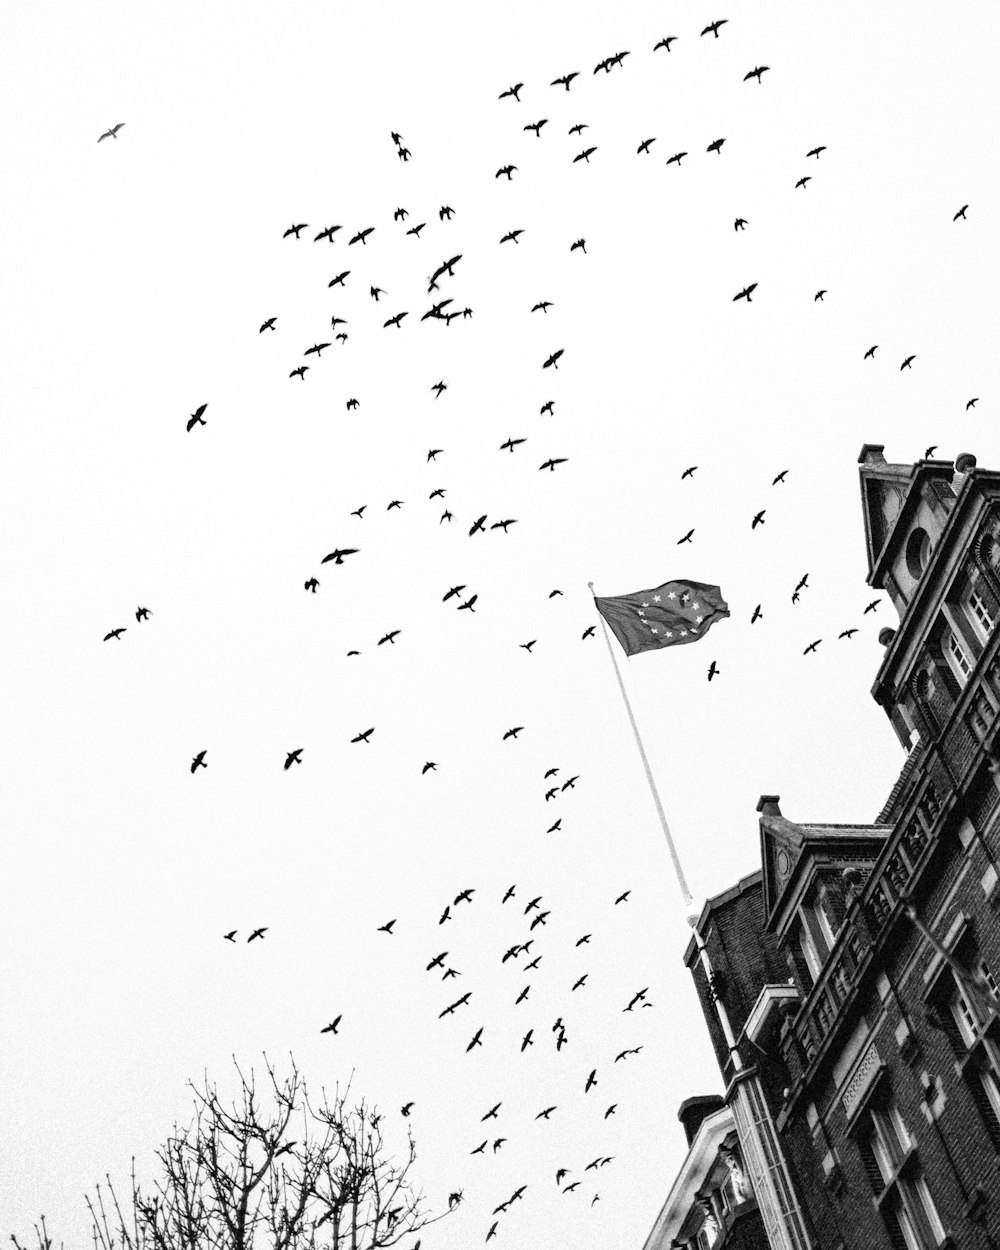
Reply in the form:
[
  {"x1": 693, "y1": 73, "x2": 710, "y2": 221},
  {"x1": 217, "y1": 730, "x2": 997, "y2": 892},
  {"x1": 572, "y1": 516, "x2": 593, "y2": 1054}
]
[{"x1": 649, "y1": 447, "x2": 1000, "y2": 1250}]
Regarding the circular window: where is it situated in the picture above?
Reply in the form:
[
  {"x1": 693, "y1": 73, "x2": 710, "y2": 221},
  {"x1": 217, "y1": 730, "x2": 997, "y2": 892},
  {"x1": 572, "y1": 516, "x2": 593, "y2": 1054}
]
[{"x1": 905, "y1": 528, "x2": 931, "y2": 579}]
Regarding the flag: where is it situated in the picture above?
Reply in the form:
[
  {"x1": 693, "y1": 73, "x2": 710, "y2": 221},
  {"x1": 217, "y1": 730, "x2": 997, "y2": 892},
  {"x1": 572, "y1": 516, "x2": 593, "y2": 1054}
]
[{"x1": 594, "y1": 579, "x2": 729, "y2": 657}]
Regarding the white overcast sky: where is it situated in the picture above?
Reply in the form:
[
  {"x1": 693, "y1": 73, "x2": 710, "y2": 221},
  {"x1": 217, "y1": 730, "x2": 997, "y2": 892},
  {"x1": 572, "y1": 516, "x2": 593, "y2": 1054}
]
[{"x1": 2, "y1": 3, "x2": 999, "y2": 1248}]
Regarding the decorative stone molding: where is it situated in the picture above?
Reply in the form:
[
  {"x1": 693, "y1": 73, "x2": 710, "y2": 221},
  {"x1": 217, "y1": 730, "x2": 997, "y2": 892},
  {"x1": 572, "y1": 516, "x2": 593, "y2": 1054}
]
[{"x1": 842, "y1": 1043, "x2": 882, "y2": 1119}]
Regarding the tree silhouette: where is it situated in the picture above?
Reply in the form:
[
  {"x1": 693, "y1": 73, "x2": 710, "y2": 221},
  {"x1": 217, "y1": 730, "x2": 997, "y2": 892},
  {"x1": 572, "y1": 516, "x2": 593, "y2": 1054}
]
[{"x1": 11, "y1": 1056, "x2": 451, "y2": 1250}]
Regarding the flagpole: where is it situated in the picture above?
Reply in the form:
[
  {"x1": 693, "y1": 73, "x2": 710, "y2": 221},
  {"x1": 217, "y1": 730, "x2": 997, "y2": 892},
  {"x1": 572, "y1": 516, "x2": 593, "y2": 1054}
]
[{"x1": 588, "y1": 582, "x2": 694, "y2": 907}]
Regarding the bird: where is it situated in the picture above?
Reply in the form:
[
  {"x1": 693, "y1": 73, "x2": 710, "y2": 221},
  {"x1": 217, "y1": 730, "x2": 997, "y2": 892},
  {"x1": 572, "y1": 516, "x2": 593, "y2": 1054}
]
[
  {"x1": 665, "y1": 152, "x2": 687, "y2": 167},
  {"x1": 585, "y1": 1069, "x2": 597, "y2": 1092},
  {"x1": 573, "y1": 147, "x2": 597, "y2": 164},
  {"x1": 539, "y1": 458, "x2": 568, "y2": 471},
  {"x1": 431, "y1": 381, "x2": 447, "y2": 400},
  {"x1": 377, "y1": 921, "x2": 396, "y2": 937},
  {"x1": 570, "y1": 124, "x2": 588, "y2": 136},
  {"x1": 615, "y1": 1047, "x2": 643, "y2": 1062},
  {"x1": 448, "y1": 1192, "x2": 464, "y2": 1211},
  {"x1": 536, "y1": 1106, "x2": 557, "y2": 1120},
  {"x1": 321, "y1": 1016, "x2": 342, "y2": 1035},
  {"x1": 751, "y1": 605, "x2": 762, "y2": 624},
  {"x1": 377, "y1": 630, "x2": 401, "y2": 645},
  {"x1": 707, "y1": 138, "x2": 725, "y2": 155},
  {"x1": 795, "y1": 176, "x2": 812, "y2": 189},
  {"x1": 496, "y1": 164, "x2": 517, "y2": 180},
  {"x1": 551, "y1": 72, "x2": 579, "y2": 90},
  {"x1": 314, "y1": 225, "x2": 342, "y2": 243},
  {"x1": 744, "y1": 65, "x2": 770, "y2": 83},
  {"x1": 654, "y1": 36, "x2": 677, "y2": 51},
  {"x1": 924, "y1": 445, "x2": 938, "y2": 459},
  {"x1": 247, "y1": 927, "x2": 268, "y2": 942},
  {"x1": 103, "y1": 627, "x2": 126, "y2": 641},
  {"x1": 97, "y1": 123, "x2": 125, "y2": 142},
  {"x1": 454, "y1": 888, "x2": 474, "y2": 905},
  {"x1": 500, "y1": 229, "x2": 524, "y2": 245},
  {"x1": 524, "y1": 119, "x2": 548, "y2": 137},
  {"x1": 772, "y1": 470, "x2": 788, "y2": 484},
  {"x1": 752, "y1": 510, "x2": 766, "y2": 529},
  {"x1": 469, "y1": 515, "x2": 488, "y2": 536},
  {"x1": 499, "y1": 83, "x2": 524, "y2": 101},
  {"x1": 350, "y1": 506, "x2": 366, "y2": 518},
  {"x1": 521, "y1": 1030, "x2": 534, "y2": 1051},
  {"x1": 383, "y1": 311, "x2": 408, "y2": 329},
  {"x1": 792, "y1": 590, "x2": 801, "y2": 604},
  {"x1": 222, "y1": 931, "x2": 237, "y2": 944},
  {"x1": 701, "y1": 19, "x2": 728, "y2": 36},
  {"x1": 954, "y1": 204, "x2": 969, "y2": 221},
  {"x1": 472, "y1": 1141, "x2": 488, "y2": 1155},
  {"x1": 406, "y1": 222, "x2": 426, "y2": 239},
  {"x1": 572, "y1": 974, "x2": 588, "y2": 991},
  {"x1": 570, "y1": 238, "x2": 586, "y2": 253},
  {"x1": 564, "y1": 1182, "x2": 581, "y2": 1194},
  {"x1": 328, "y1": 271, "x2": 350, "y2": 288},
  {"x1": 815, "y1": 290, "x2": 827, "y2": 301},
  {"x1": 191, "y1": 750, "x2": 207, "y2": 773},
  {"x1": 839, "y1": 629, "x2": 858, "y2": 639},
  {"x1": 486, "y1": 1224, "x2": 498, "y2": 1242},
  {"x1": 807, "y1": 145, "x2": 827, "y2": 158},
  {"x1": 967, "y1": 398, "x2": 979, "y2": 410},
  {"x1": 604, "y1": 1105, "x2": 617, "y2": 1119},
  {"x1": 734, "y1": 218, "x2": 747, "y2": 232},
  {"x1": 482, "y1": 1102, "x2": 502, "y2": 1121},
  {"x1": 864, "y1": 345, "x2": 878, "y2": 359},
  {"x1": 531, "y1": 301, "x2": 553, "y2": 314},
  {"x1": 803, "y1": 639, "x2": 822, "y2": 655},
  {"x1": 443, "y1": 585, "x2": 466, "y2": 602},
  {"x1": 733, "y1": 283, "x2": 758, "y2": 302},
  {"x1": 400, "y1": 1102, "x2": 414, "y2": 1117},
  {"x1": 186, "y1": 403, "x2": 208, "y2": 432},
  {"x1": 864, "y1": 599, "x2": 881, "y2": 614},
  {"x1": 615, "y1": 890, "x2": 631, "y2": 904},
  {"x1": 457, "y1": 594, "x2": 477, "y2": 612},
  {"x1": 581, "y1": 626, "x2": 596, "y2": 641},
  {"x1": 491, "y1": 519, "x2": 517, "y2": 532},
  {"x1": 427, "y1": 450, "x2": 443, "y2": 463},
  {"x1": 637, "y1": 138, "x2": 656, "y2": 155},
  {"x1": 681, "y1": 466, "x2": 698, "y2": 479},
  {"x1": 543, "y1": 349, "x2": 564, "y2": 370},
  {"x1": 503, "y1": 727, "x2": 524, "y2": 741},
  {"x1": 439, "y1": 906, "x2": 452, "y2": 925},
  {"x1": 422, "y1": 762, "x2": 437, "y2": 775},
  {"x1": 795, "y1": 574, "x2": 809, "y2": 592},
  {"x1": 901, "y1": 355, "x2": 916, "y2": 370},
  {"x1": 321, "y1": 549, "x2": 359, "y2": 565},
  {"x1": 576, "y1": 935, "x2": 591, "y2": 947},
  {"x1": 351, "y1": 727, "x2": 375, "y2": 744},
  {"x1": 283, "y1": 224, "x2": 307, "y2": 239},
  {"x1": 501, "y1": 438, "x2": 527, "y2": 454},
  {"x1": 289, "y1": 366, "x2": 308, "y2": 381},
  {"x1": 284, "y1": 749, "x2": 303, "y2": 769},
  {"x1": 259, "y1": 318, "x2": 276, "y2": 333},
  {"x1": 349, "y1": 227, "x2": 375, "y2": 246},
  {"x1": 548, "y1": 588, "x2": 562, "y2": 598},
  {"x1": 562, "y1": 776, "x2": 578, "y2": 789},
  {"x1": 304, "y1": 342, "x2": 331, "y2": 358},
  {"x1": 541, "y1": 400, "x2": 555, "y2": 415},
  {"x1": 677, "y1": 528, "x2": 695, "y2": 544}
]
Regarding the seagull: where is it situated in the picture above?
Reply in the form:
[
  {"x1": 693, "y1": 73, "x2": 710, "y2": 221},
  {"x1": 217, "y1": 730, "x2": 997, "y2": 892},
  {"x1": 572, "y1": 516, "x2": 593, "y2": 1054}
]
[
  {"x1": 681, "y1": 466, "x2": 698, "y2": 479},
  {"x1": 422, "y1": 762, "x2": 437, "y2": 774},
  {"x1": 701, "y1": 19, "x2": 728, "y2": 36},
  {"x1": 677, "y1": 528, "x2": 695, "y2": 544},
  {"x1": 350, "y1": 506, "x2": 366, "y2": 518},
  {"x1": 439, "y1": 206, "x2": 455, "y2": 221},
  {"x1": 864, "y1": 600, "x2": 881, "y2": 614},
  {"x1": 570, "y1": 238, "x2": 586, "y2": 253},
  {"x1": 439, "y1": 906, "x2": 452, "y2": 926},
  {"x1": 734, "y1": 218, "x2": 747, "y2": 231},
  {"x1": 815, "y1": 290, "x2": 827, "y2": 301},
  {"x1": 531, "y1": 301, "x2": 553, "y2": 314},
  {"x1": 795, "y1": 574, "x2": 809, "y2": 592},
  {"x1": 349, "y1": 227, "x2": 375, "y2": 246},
  {"x1": 581, "y1": 626, "x2": 595, "y2": 639},
  {"x1": 539, "y1": 458, "x2": 568, "y2": 471},
  {"x1": 469, "y1": 515, "x2": 488, "y2": 536},
  {"x1": 536, "y1": 1106, "x2": 557, "y2": 1120},
  {"x1": 284, "y1": 749, "x2": 303, "y2": 769},
  {"x1": 314, "y1": 225, "x2": 342, "y2": 243},
  {"x1": 524, "y1": 119, "x2": 548, "y2": 136},
  {"x1": 654, "y1": 36, "x2": 677, "y2": 51},
  {"x1": 351, "y1": 727, "x2": 375, "y2": 743},
  {"x1": 795, "y1": 176, "x2": 812, "y2": 189},
  {"x1": 709, "y1": 661, "x2": 720, "y2": 683},
  {"x1": 967, "y1": 398, "x2": 979, "y2": 410},
  {"x1": 191, "y1": 750, "x2": 207, "y2": 772},
  {"x1": 772, "y1": 469, "x2": 788, "y2": 484},
  {"x1": 807, "y1": 145, "x2": 827, "y2": 158},
  {"x1": 615, "y1": 890, "x2": 631, "y2": 904},
  {"x1": 901, "y1": 355, "x2": 915, "y2": 370},
  {"x1": 304, "y1": 342, "x2": 331, "y2": 357},
  {"x1": 548, "y1": 588, "x2": 562, "y2": 597},
  {"x1": 521, "y1": 1030, "x2": 534, "y2": 1051},
  {"x1": 804, "y1": 639, "x2": 822, "y2": 655},
  {"x1": 186, "y1": 403, "x2": 208, "y2": 431},
  {"x1": 500, "y1": 229, "x2": 524, "y2": 245},
  {"x1": 752, "y1": 509, "x2": 766, "y2": 528},
  {"x1": 562, "y1": 776, "x2": 578, "y2": 790},
  {"x1": 224, "y1": 931, "x2": 236, "y2": 942},
  {"x1": 328, "y1": 271, "x2": 350, "y2": 288},
  {"x1": 585, "y1": 1069, "x2": 597, "y2": 1092},
  {"x1": 259, "y1": 318, "x2": 276, "y2": 333},
  {"x1": 247, "y1": 927, "x2": 268, "y2": 942},
  {"x1": 543, "y1": 349, "x2": 564, "y2": 369},
  {"x1": 467, "y1": 1028, "x2": 484, "y2": 1052},
  {"x1": 733, "y1": 283, "x2": 757, "y2": 302},
  {"x1": 378, "y1": 630, "x2": 401, "y2": 645},
  {"x1": 503, "y1": 727, "x2": 524, "y2": 740},
  {"x1": 604, "y1": 1105, "x2": 617, "y2": 1119},
  {"x1": 924, "y1": 445, "x2": 938, "y2": 459},
  {"x1": 744, "y1": 66, "x2": 769, "y2": 83},
  {"x1": 457, "y1": 594, "x2": 477, "y2": 612},
  {"x1": 707, "y1": 138, "x2": 725, "y2": 155},
  {"x1": 864, "y1": 345, "x2": 878, "y2": 359},
  {"x1": 573, "y1": 147, "x2": 597, "y2": 164},
  {"x1": 499, "y1": 83, "x2": 524, "y2": 101},
  {"x1": 431, "y1": 381, "x2": 447, "y2": 399},
  {"x1": 551, "y1": 72, "x2": 579, "y2": 90},
  {"x1": 839, "y1": 629, "x2": 858, "y2": 639},
  {"x1": 541, "y1": 400, "x2": 555, "y2": 415},
  {"x1": 289, "y1": 366, "x2": 308, "y2": 381},
  {"x1": 283, "y1": 224, "x2": 307, "y2": 239},
  {"x1": 751, "y1": 604, "x2": 762, "y2": 624},
  {"x1": 383, "y1": 311, "x2": 408, "y2": 329},
  {"x1": 443, "y1": 586, "x2": 466, "y2": 602},
  {"x1": 564, "y1": 1182, "x2": 581, "y2": 1194},
  {"x1": 320, "y1": 1016, "x2": 342, "y2": 1034},
  {"x1": 406, "y1": 223, "x2": 426, "y2": 238},
  {"x1": 97, "y1": 123, "x2": 125, "y2": 142},
  {"x1": 637, "y1": 138, "x2": 656, "y2": 155},
  {"x1": 954, "y1": 204, "x2": 969, "y2": 221},
  {"x1": 321, "y1": 548, "x2": 359, "y2": 564},
  {"x1": 572, "y1": 974, "x2": 588, "y2": 991},
  {"x1": 103, "y1": 627, "x2": 126, "y2": 641},
  {"x1": 472, "y1": 1141, "x2": 487, "y2": 1155},
  {"x1": 496, "y1": 164, "x2": 517, "y2": 180},
  {"x1": 665, "y1": 152, "x2": 687, "y2": 167}
]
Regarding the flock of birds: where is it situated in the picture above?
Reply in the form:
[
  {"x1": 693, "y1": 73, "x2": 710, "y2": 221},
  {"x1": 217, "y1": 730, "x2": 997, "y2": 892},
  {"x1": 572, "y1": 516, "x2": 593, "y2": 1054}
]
[{"x1": 87, "y1": 11, "x2": 989, "y2": 1246}]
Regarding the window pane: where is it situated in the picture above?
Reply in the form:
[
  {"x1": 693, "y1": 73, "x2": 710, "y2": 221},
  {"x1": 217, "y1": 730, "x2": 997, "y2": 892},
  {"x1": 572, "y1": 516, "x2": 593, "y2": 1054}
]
[
  {"x1": 947, "y1": 631, "x2": 972, "y2": 680},
  {"x1": 969, "y1": 589, "x2": 994, "y2": 634}
]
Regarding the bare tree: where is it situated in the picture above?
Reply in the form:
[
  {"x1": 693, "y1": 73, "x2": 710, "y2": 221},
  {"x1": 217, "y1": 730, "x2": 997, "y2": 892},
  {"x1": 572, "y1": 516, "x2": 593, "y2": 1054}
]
[{"x1": 11, "y1": 1056, "x2": 452, "y2": 1250}]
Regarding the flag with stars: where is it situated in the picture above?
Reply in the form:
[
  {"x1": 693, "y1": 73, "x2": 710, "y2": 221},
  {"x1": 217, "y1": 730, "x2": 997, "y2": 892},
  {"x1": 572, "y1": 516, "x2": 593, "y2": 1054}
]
[{"x1": 593, "y1": 580, "x2": 730, "y2": 656}]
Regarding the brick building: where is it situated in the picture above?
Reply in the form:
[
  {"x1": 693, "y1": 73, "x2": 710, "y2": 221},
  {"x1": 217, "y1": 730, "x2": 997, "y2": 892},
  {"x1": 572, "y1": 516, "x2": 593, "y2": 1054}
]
[{"x1": 649, "y1": 447, "x2": 1000, "y2": 1250}]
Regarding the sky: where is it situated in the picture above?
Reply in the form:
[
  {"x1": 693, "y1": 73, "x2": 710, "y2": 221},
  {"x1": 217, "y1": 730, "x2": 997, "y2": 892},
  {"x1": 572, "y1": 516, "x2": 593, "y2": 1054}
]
[{"x1": 2, "y1": 2, "x2": 999, "y2": 1248}]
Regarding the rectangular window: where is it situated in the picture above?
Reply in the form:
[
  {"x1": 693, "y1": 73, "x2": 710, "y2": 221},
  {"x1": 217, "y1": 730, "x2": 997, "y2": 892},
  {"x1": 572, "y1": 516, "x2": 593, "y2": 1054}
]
[
  {"x1": 798, "y1": 922, "x2": 824, "y2": 982},
  {"x1": 946, "y1": 631, "x2": 972, "y2": 684},
  {"x1": 859, "y1": 1097, "x2": 945, "y2": 1249},
  {"x1": 968, "y1": 588, "x2": 994, "y2": 638}
]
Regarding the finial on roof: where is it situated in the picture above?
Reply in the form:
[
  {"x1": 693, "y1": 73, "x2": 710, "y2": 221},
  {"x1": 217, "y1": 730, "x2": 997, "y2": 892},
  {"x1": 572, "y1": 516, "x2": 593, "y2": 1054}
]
[
  {"x1": 955, "y1": 452, "x2": 977, "y2": 474},
  {"x1": 756, "y1": 794, "x2": 781, "y2": 816},
  {"x1": 858, "y1": 444, "x2": 886, "y2": 465}
]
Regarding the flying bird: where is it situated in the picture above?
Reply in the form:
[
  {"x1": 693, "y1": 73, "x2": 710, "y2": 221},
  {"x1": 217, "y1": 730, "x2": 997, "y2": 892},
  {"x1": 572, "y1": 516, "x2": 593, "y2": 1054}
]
[
  {"x1": 637, "y1": 138, "x2": 656, "y2": 155},
  {"x1": 378, "y1": 630, "x2": 401, "y2": 645},
  {"x1": 349, "y1": 227, "x2": 375, "y2": 246},
  {"x1": 259, "y1": 318, "x2": 276, "y2": 333},
  {"x1": 744, "y1": 65, "x2": 770, "y2": 83},
  {"x1": 772, "y1": 470, "x2": 788, "y2": 484},
  {"x1": 541, "y1": 400, "x2": 555, "y2": 415},
  {"x1": 924, "y1": 445, "x2": 938, "y2": 459},
  {"x1": 469, "y1": 515, "x2": 487, "y2": 536},
  {"x1": 284, "y1": 749, "x2": 303, "y2": 769},
  {"x1": 615, "y1": 890, "x2": 631, "y2": 904},
  {"x1": 681, "y1": 466, "x2": 697, "y2": 479},
  {"x1": 103, "y1": 627, "x2": 126, "y2": 641},
  {"x1": 864, "y1": 600, "x2": 881, "y2": 614},
  {"x1": 524, "y1": 119, "x2": 548, "y2": 137},
  {"x1": 807, "y1": 145, "x2": 827, "y2": 158},
  {"x1": 708, "y1": 660, "x2": 720, "y2": 681},
  {"x1": 321, "y1": 1016, "x2": 342, "y2": 1035},
  {"x1": 314, "y1": 225, "x2": 342, "y2": 243},
  {"x1": 406, "y1": 222, "x2": 426, "y2": 238},
  {"x1": 499, "y1": 83, "x2": 524, "y2": 101},
  {"x1": 677, "y1": 528, "x2": 695, "y2": 544},
  {"x1": 665, "y1": 152, "x2": 687, "y2": 167},
  {"x1": 967, "y1": 398, "x2": 979, "y2": 410},
  {"x1": 304, "y1": 342, "x2": 330, "y2": 357},
  {"x1": 496, "y1": 164, "x2": 517, "y2": 180},
  {"x1": 551, "y1": 72, "x2": 579, "y2": 90},
  {"x1": 284, "y1": 223, "x2": 307, "y2": 238},
  {"x1": 570, "y1": 238, "x2": 586, "y2": 253},
  {"x1": 539, "y1": 458, "x2": 568, "y2": 471},
  {"x1": 186, "y1": 403, "x2": 208, "y2": 431},
  {"x1": 839, "y1": 629, "x2": 858, "y2": 639},
  {"x1": 815, "y1": 290, "x2": 827, "y2": 301},
  {"x1": 733, "y1": 283, "x2": 758, "y2": 302},
  {"x1": 864, "y1": 345, "x2": 878, "y2": 359},
  {"x1": 223, "y1": 931, "x2": 236, "y2": 942},
  {"x1": 503, "y1": 727, "x2": 524, "y2": 740},
  {"x1": 543, "y1": 349, "x2": 564, "y2": 369},
  {"x1": 439, "y1": 206, "x2": 455, "y2": 220},
  {"x1": 443, "y1": 585, "x2": 466, "y2": 601},
  {"x1": 97, "y1": 123, "x2": 125, "y2": 142},
  {"x1": 701, "y1": 19, "x2": 728, "y2": 36},
  {"x1": 247, "y1": 927, "x2": 268, "y2": 942},
  {"x1": 191, "y1": 750, "x2": 207, "y2": 772},
  {"x1": 289, "y1": 366, "x2": 308, "y2": 381},
  {"x1": 521, "y1": 1030, "x2": 534, "y2": 1051},
  {"x1": 751, "y1": 605, "x2": 762, "y2": 624},
  {"x1": 422, "y1": 761, "x2": 437, "y2": 774},
  {"x1": 654, "y1": 36, "x2": 677, "y2": 51},
  {"x1": 500, "y1": 229, "x2": 524, "y2": 245},
  {"x1": 501, "y1": 437, "x2": 526, "y2": 452},
  {"x1": 431, "y1": 381, "x2": 447, "y2": 399},
  {"x1": 536, "y1": 1106, "x2": 557, "y2": 1120},
  {"x1": 901, "y1": 355, "x2": 915, "y2": 370},
  {"x1": 585, "y1": 1069, "x2": 597, "y2": 1092},
  {"x1": 573, "y1": 147, "x2": 597, "y2": 164},
  {"x1": 351, "y1": 727, "x2": 375, "y2": 743},
  {"x1": 457, "y1": 594, "x2": 477, "y2": 611},
  {"x1": 795, "y1": 176, "x2": 812, "y2": 189},
  {"x1": 466, "y1": 1028, "x2": 484, "y2": 1053},
  {"x1": 752, "y1": 510, "x2": 766, "y2": 528},
  {"x1": 581, "y1": 626, "x2": 595, "y2": 639},
  {"x1": 321, "y1": 548, "x2": 359, "y2": 564},
  {"x1": 734, "y1": 218, "x2": 747, "y2": 231},
  {"x1": 328, "y1": 271, "x2": 350, "y2": 288},
  {"x1": 954, "y1": 204, "x2": 968, "y2": 221},
  {"x1": 384, "y1": 311, "x2": 408, "y2": 329},
  {"x1": 707, "y1": 138, "x2": 725, "y2": 155},
  {"x1": 804, "y1": 639, "x2": 822, "y2": 655}
]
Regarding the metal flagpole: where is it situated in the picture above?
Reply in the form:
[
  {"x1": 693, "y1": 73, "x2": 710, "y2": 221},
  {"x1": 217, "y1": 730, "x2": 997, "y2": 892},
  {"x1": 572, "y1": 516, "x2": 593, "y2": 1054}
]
[{"x1": 588, "y1": 582, "x2": 694, "y2": 907}]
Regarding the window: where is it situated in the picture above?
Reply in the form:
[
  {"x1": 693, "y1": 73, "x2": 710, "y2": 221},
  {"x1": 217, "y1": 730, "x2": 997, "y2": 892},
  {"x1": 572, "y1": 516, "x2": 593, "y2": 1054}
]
[
  {"x1": 942, "y1": 957, "x2": 1000, "y2": 1136},
  {"x1": 968, "y1": 588, "x2": 994, "y2": 640},
  {"x1": 905, "y1": 528, "x2": 932, "y2": 579},
  {"x1": 945, "y1": 630, "x2": 972, "y2": 685},
  {"x1": 857, "y1": 1095, "x2": 946, "y2": 1250},
  {"x1": 798, "y1": 921, "x2": 824, "y2": 984}
]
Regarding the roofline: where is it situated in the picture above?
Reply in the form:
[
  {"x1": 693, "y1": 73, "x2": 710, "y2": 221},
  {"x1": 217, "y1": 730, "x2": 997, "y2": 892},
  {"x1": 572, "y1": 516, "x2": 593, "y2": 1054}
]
[
  {"x1": 683, "y1": 870, "x2": 763, "y2": 966},
  {"x1": 640, "y1": 1105, "x2": 735, "y2": 1250}
]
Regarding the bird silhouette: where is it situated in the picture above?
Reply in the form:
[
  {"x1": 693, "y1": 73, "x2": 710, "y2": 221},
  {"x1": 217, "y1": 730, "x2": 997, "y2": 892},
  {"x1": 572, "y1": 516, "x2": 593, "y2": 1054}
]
[
  {"x1": 531, "y1": 300, "x2": 553, "y2": 313},
  {"x1": 500, "y1": 229, "x2": 524, "y2": 245},
  {"x1": 328, "y1": 271, "x2": 350, "y2": 288},
  {"x1": 467, "y1": 1029, "x2": 483, "y2": 1051},
  {"x1": 573, "y1": 147, "x2": 597, "y2": 164},
  {"x1": 443, "y1": 586, "x2": 466, "y2": 602},
  {"x1": 864, "y1": 599, "x2": 881, "y2": 614},
  {"x1": 539, "y1": 458, "x2": 568, "y2": 471},
  {"x1": 383, "y1": 311, "x2": 408, "y2": 329},
  {"x1": 457, "y1": 594, "x2": 477, "y2": 611},
  {"x1": 604, "y1": 1105, "x2": 617, "y2": 1119},
  {"x1": 924, "y1": 445, "x2": 938, "y2": 459},
  {"x1": 615, "y1": 889, "x2": 631, "y2": 904},
  {"x1": 491, "y1": 519, "x2": 517, "y2": 532},
  {"x1": 734, "y1": 218, "x2": 747, "y2": 231},
  {"x1": 807, "y1": 145, "x2": 827, "y2": 158},
  {"x1": 472, "y1": 1141, "x2": 487, "y2": 1155},
  {"x1": 186, "y1": 403, "x2": 208, "y2": 431},
  {"x1": 707, "y1": 138, "x2": 725, "y2": 155},
  {"x1": 378, "y1": 630, "x2": 401, "y2": 645},
  {"x1": 572, "y1": 974, "x2": 588, "y2": 991},
  {"x1": 551, "y1": 72, "x2": 579, "y2": 90},
  {"x1": 377, "y1": 919, "x2": 396, "y2": 934},
  {"x1": 349, "y1": 227, "x2": 375, "y2": 246},
  {"x1": 581, "y1": 626, "x2": 595, "y2": 640},
  {"x1": 351, "y1": 727, "x2": 375, "y2": 743},
  {"x1": 103, "y1": 627, "x2": 126, "y2": 641},
  {"x1": 304, "y1": 342, "x2": 331, "y2": 358},
  {"x1": 405, "y1": 223, "x2": 426, "y2": 239},
  {"x1": 665, "y1": 152, "x2": 687, "y2": 167},
  {"x1": 967, "y1": 398, "x2": 979, "y2": 410},
  {"x1": 708, "y1": 661, "x2": 719, "y2": 681},
  {"x1": 350, "y1": 506, "x2": 366, "y2": 518},
  {"x1": 954, "y1": 204, "x2": 969, "y2": 221},
  {"x1": 901, "y1": 355, "x2": 915, "y2": 370},
  {"x1": 654, "y1": 35, "x2": 677, "y2": 51},
  {"x1": 321, "y1": 548, "x2": 359, "y2": 564},
  {"x1": 637, "y1": 138, "x2": 656, "y2": 155},
  {"x1": 503, "y1": 727, "x2": 524, "y2": 741},
  {"x1": 496, "y1": 164, "x2": 517, "y2": 180},
  {"x1": 247, "y1": 927, "x2": 268, "y2": 942},
  {"x1": 524, "y1": 119, "x2": 548, "y2": 137},
  {"x1": 795, "y1": 574, "x2": 809, "y2": 592},
  {"x1": 499, "y1": 83, "x2": 524, "y2": 101},
  {"x1": 585, "y1": 1069, "x2": 597, "y2": 1092},
  {"x1": 795, "y1": 176, "x2": 812, "y2": 189},
  {"x1": 259, "y1": 317, "x2": 276, "y2": 332},
  {"x1": 521, "y1": 1030, "x2": 534, "y2": 1051},
  {"x1": 289, "y1": 366, "x2": 308, "y2": 381},
  {"x1": 314, "y1": 225, "x2": 342, "y2": 243},
  {"x1": 733, "y1": 283, "x2": 758, "y2": 302},
  {"x1": 97, "y1": 123, "x2": 125, "y2": 142},
  {"x1": 804, "y1": 639, "x2": 822, "y2": 655},
  {"x1": 487, "y1": 1224, "x2": 498, "y2": 1241},
  {"x1": 752, "y1": 510, "x2": 766, "y2": 528},
  {"x1": 681, "y1": 466, "x2": 698, "y2": 479},
  {"x1": 772, "y1": 469, "x2": 788, "y2": 484},
  {"x1": 223, "y1": 930, "x2": 236, "y2": 942},
  {"x1": 536, "y1": 1106, "x2": 557, "y2": 1120},
  {"x1": 541, "y1": 400, "x2": 555, "y2": 415},
  {"x1": 422, "y1": 762, "x2": 437, "y2": 774},
  {"x1": 283, "y1": 224, "x2": 307, "y2": 239},
  {"x1": 677, "y1": 528, "x2": 695, "y2": 544},
  {"x1": 543, "y1": 349, "x2": 564, "y2": 369},
  {"x1": 839, "y1": 629, "x2": 858, "y2": 639},
  {"x1": 744, "y1": 65, "x2": 770, "y2": 83},
  {"x1": 439, "y1": 206, "x2": 456, "y2": 221},
  {"x1": 284, "y1": 749, "x2": 303, "y2": 769},
  {"x1": 469, "y1": 515, "x2": 487, "y2": 536},
  {"x1": 501, "y1": 437, "x2": 527, "y2": 453},
  {"x1": 701, "y1": 18, "x2": 728, "y2": 36},
  {"x1": 570, "y1": 238, "x2": 587, "y2": 253},
  {"x1": 191, "y1": 750, "x2": 207, "y2": 772},
  {"x1": 864, "y1": 345, "x2": 878, "y2": 359},
  {"x1": 751, "y1": 604, "x2": 762, "y2": 624},
  {"x1": 431, "y1": 381, "x2": 447, "y2": 399},
  {"x1": 815, "y1": 290, "x2": 827, "y2": 301},
  {"x1": 320, "y1": 1016, "x2": 342, "y2": 1034}
]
